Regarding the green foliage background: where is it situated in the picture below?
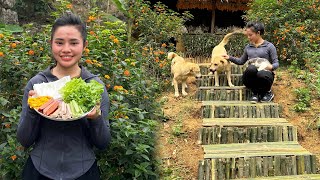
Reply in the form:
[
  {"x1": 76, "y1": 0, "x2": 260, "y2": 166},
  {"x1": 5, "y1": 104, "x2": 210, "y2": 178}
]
[{"x1": 244, "y1": 0, "x2": 320, "y2": 110}]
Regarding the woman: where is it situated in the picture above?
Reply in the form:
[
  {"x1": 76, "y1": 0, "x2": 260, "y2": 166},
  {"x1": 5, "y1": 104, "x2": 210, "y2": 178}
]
[
  {"x1": 17, "y1": 12, "x2": 111, "y2": 180},
  {"x1": 223, "y1": 21, "x2": 279, "y2": 103}
]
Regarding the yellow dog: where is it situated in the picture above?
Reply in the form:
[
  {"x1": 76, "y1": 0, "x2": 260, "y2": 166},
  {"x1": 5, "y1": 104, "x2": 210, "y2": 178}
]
[
  {"x1": 209, "y1": 30, "x2": 244, "y2": 87},
  {"x1": 168, "y1": 52, "x2": 202, "y2": 97}
]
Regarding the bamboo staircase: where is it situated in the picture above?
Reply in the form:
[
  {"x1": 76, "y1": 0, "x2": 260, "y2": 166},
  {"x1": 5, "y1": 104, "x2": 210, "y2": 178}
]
[{"x1": 195, "y1": 62, "x2": 320, "y2": 179}]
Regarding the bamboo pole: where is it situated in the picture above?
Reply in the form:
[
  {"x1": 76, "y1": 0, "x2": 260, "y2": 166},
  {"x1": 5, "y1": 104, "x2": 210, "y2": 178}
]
[
  {"x1": 244, "y1": 157, "x2": 250, "y2": 178},
  {"x1": 198, "y1": 128, "x2": 203, "y2": 145},
  {"x1": 233, "y1": 127, "x2": 239, "y2": 143},
  {"x1": 235, "y1": 106, "x2": 239, "y2": 118},
  {"x1": 287, "y1": 156, "x2": 293, "y2": 175},
  {"x1": 198, "y1": 160, "x2": 205, "y2": 180},
  {"x1": 249, "y1": 157, "x2": 257, "y2": 178},
  {"x1": 225, "y1": 158, "x2": 231, "y2": 179},
  {"x1": 311, "y1": 155, "x2": 317, "y2": 174},
  {"x1": 288, "y1": 126, "x2": 293, "y2": 141},
  {"x1": 218, "y1": 159, "x2": 225, "y2": 179},
  {"x1": 268, "y1": 156, "x2": 274, "y2": 176},
  {"x1": 250, "y1": 127, "x2": 257, "y2": 143},
  {"x1": 283, "y1": 126, "x2": 289, "y2": 141},
  {"x1": 205, "y1": 159, "x2": 211, "y2": 180},
  {"x1": 221, "y1": 127, "x2": 228, "y2": 144},
  {"x1": 280, "y1": 156, "x2": 287, "y2": 175},
  {"x1": 304, "y1": 155, "x2": 311, "y2": 174},
  {"x1": 239, "y1": 104, "x2": 243, "y2": 118},
  {"x1": 207, "y1": 128, "x2": 212, "y2": 144},
  {"x1": 238, "y1": 157, "x2": 244, "y2": 178},
  {"x1": 248, "y1": 106, "x2": 253, "y2": 118},
  {"x1": 297, "y1": 155, "x2": 305, "y2": 174},
  {"x1": 263, "y1": 156, "x2": 269, "y2": 176},
  {"x1": 252, "y1": 106, "x2": 257, "y2": 118},
  {"x1": 227, "y1": 127, "x2": 234, "y2": 144},
  {"x1": 267, "y1": 126, "x2": 274, "y2": 142},
  {"x1": 262, "y1": 126, "x2": 268, "y2": 142},
  {"x1": 231, "y1": 158, "x2": 236, "y2": 179},
  {"x1": 256, "y1": 157, "x2": 262, "y2": 177},
  {"x1": 274, "y1": 156, "x2": 281, "y2": 176},
  {"x1": 264, "y1": 105, "x2": 271, "y2": 118},
  {"x1": 203, "y1": 128, "x2": 208, "y2": 145},
  {"x1": 292, "y1": 156, "x2": 297, "y2": 175},
  {"x1": 212, "y1": 159, "x2": 217, "y2": 180}
]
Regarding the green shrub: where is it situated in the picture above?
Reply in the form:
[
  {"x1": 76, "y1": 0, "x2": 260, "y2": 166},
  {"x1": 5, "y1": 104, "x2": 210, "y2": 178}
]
[
  {"x1": 293, "y1": 87, "x2": 311, "y2": 112},
  {"x1": 245, "y1": 0, "x2": 320, "y2": 111},
  {"x1": 245, "y1": 0, "x2": 320, "y2": 67}
]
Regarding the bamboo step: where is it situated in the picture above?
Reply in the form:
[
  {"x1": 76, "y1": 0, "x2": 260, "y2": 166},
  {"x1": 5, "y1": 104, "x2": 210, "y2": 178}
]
[
  {"x1": 198, "y1": 126, "x2": 297, "y2": 145},
  {"x1": 199, "y1": 86, "x2": 246, "y2": 90},
  {"x1": 202, "y1": 118, "x2": 291, "y2": 126},
  {"x1": 195, "y1": 88, "x2": 252, "y2": 101},
  {"x1": 199, "y1": 64, "x2": 247, "y2": 75},
  {"x1": 202, "y1": 101, "x2": 279, "y2": 105},
  {"x1": 199, "y1": 63, "x2": 247, "y2": 73},
  {"x1": 198, "y1": 155, "x2": 318, "y2": 179},
  {"x1": 237, "y1": 174, "x2": 320, "y2": 179},
  {"x1": 196, "y1": 75, "x2": 244, "y2": 87},
  {"x1": 202, "y1": 102, "x2": 282, "y2": 119},
  {"x1": 203, "y1": 141, "x2": 312, "y2": 159}
]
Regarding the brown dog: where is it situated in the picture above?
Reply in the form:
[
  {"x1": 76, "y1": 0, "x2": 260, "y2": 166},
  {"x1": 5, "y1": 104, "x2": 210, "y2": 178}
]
[
  {"x1": 209, "y1": 30, "x2": 243, "y2": 87},
  {"x1": 168, "y1": 52, "x2": 202, "y2": 97}
]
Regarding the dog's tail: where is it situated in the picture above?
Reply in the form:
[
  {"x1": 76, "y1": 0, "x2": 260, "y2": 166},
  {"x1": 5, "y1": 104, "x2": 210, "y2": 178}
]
[{"x1": 218, "y1": 30, "x2": 244, "y2": 46}]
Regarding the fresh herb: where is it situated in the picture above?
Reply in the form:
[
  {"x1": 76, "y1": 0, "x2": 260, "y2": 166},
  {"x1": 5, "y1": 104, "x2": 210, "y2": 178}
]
[{"x1": 60, "y1": 78, "x2": 104, "y2": 112}]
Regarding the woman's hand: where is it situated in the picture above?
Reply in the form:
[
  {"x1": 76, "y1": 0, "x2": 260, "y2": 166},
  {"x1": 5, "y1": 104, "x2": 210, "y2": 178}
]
[
  {"x1": 87, "y1": 104, "x2": 101, "y2": 120},
  {"x1": 28, "y1": 90, "x2": 36, "y2": 97},
  {"x1": 222, "y1": 54, "x2": 230, "y2": 60},
  {"x1": 266, "y1": 64, "x2": 273, "y2": 71}
]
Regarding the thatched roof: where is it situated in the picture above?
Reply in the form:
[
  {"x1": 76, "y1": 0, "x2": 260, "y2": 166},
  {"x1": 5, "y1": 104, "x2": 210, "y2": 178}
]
[{"x1": 177, "y1": 0, "x2": 251, "y2": 11}]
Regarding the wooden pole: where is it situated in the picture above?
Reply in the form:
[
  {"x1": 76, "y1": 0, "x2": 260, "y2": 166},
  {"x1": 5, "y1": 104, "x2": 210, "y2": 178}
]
[{"x1": 211, "y1": 10, "x2": 216, "y2": 33}]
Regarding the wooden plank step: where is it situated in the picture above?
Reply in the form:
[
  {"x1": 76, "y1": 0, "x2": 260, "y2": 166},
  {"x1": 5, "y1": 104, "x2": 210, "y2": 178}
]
[
  {"x1": 203, "y1": 142, "x2": 312, "y2": 159},
  {"x1": 202, "y1": 118, "x2": 291, "y2": 126},
  {"x1": 201, "y1": 103, "x2": 282, "y2": 119},
  {"x1": 198, "y1": 155, "x2": 318, "y2": 179},
  {"x1": 198, "y1": 126, "x2": 297, "y2": 145},
  {"x1": 237, "y1": 174, "x2": 320, "y2": 179}
]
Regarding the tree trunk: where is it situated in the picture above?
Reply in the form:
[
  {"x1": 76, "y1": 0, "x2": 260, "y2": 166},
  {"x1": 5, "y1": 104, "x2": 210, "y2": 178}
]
[{"x1": 210, "y1": 10, "x2": 216, "y2": 33}]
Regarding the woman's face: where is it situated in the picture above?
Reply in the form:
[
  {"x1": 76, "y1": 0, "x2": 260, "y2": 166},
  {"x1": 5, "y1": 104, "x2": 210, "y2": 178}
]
[
  {"x1": 246, "y1": 27, "x2": 260, "y2": 44},
  {"x1": 51, "y1": 25, "x2": 87, "y2": 69}
]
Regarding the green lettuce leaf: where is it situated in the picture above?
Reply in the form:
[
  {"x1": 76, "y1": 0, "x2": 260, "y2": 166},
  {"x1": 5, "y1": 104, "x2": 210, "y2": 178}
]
[{"x1": 59, "y1": 78, "x2": 104, "y2": 112}]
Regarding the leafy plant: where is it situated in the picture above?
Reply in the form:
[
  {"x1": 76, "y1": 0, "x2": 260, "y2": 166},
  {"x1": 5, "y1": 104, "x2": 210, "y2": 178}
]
[{"x1": 293, "y1": 87, "x2": 311, "y2": 112}]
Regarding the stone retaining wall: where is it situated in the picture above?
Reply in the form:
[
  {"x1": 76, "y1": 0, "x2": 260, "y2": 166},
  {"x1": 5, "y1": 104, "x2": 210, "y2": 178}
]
[{"x1": 0, "y1": 0, "x2": 18, "y2": 24}]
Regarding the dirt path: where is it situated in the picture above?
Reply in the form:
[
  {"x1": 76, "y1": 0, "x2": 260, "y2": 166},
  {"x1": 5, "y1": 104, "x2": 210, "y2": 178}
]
[{"x1": 156, "y1": 69, "x2": 320, "y2": 179}]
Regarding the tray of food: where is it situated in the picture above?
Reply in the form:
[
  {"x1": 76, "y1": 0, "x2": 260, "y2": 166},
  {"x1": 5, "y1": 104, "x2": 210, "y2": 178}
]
[{"x1": 28, "y1": 76, "x2": 103, "y2": 121}]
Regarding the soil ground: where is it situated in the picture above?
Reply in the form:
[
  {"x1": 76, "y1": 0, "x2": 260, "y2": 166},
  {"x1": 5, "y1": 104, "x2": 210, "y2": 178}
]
[{"x1": 155, "y1": 68, "x2": 320, "y2": 179}]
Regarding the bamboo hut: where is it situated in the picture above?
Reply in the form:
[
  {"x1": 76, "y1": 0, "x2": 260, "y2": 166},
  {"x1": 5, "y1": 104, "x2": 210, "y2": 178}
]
[{"x1": 176, "y1": 0, "x2": 251, "y2": 33}]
